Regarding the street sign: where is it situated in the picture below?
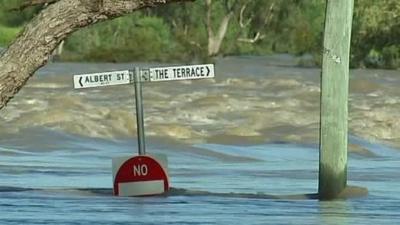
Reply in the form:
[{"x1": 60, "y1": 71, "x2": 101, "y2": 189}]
[
  {"x1": 73, "y1": 64, "x2": 215, "y2": 197},
  {"x1": 113, "y1": 155, "x2": 169, "y2": 196},
  {"x1": 73, "y1": 70, "x2": 131, "y2": 89},
  {"x1": 145, "y1": 64, "x2": 215, "y2": 82}
]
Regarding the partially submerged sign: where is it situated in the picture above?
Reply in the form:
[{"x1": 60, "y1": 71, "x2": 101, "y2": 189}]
[
  {"x1": 145, "y1": 64, "x2": 215, "y2": 82},
  {"x1": 113, "y1": 155, "x2": 169, "y2": 196},
  {"x1": 73, "y1": 64, "x2": 215, "y2": 197},
  {"x1": 73, "y1": 70, "x2": 131, "y2": 89}
]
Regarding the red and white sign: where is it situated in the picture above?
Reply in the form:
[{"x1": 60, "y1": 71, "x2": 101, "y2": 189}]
[{"x1": 113, "y1": 155, "x2": 169, "y2": 196}]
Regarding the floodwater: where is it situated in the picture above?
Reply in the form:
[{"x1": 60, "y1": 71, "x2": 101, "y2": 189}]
[{"x1": 0, "y1": 55, "x2": 399, "y2": 224}]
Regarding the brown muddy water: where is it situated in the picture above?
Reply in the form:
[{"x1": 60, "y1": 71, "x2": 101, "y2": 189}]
[{"x1": 1, "y1": 55, "x2": 399, "y2": 151}]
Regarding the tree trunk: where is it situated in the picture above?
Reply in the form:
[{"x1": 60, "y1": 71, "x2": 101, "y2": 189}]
[
  {"x1": 207, "y1": 13, "x2": 233, "y2": 56},
  {"x1": 205, "y1": 0, "x2": 234, "y2": 57},
  {"x1": 0, "y1": 0, "x2": 192, "y2": 110}
]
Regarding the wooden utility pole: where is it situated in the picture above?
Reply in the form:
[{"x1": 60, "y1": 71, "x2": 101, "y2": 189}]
[{"x1": 319, "y1": 0, "x2": 354, "y2": 200}]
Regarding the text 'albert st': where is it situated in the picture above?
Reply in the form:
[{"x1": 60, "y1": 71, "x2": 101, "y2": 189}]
[{"x1": 73, "y1": 70, "x2": 131, "y2": 89}]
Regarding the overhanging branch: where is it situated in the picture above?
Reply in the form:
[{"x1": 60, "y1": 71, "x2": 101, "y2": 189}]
[{"x1": 0, "y1": 0, "x2": 195, "y2": 110}]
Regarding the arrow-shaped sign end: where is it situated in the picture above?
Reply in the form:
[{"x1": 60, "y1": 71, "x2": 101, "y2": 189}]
[{"x1": 79, "y1": 77, "x2": 83, "y2": 87}]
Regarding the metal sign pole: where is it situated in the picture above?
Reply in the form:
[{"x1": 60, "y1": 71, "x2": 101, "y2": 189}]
[{"x1": 133, "y1": 68, "x2": 146, "y2": 155}]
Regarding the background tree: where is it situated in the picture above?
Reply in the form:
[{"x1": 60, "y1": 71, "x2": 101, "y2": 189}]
[
  {"x1": 0, "y1": 0, "x2": 397, "y2": 97},
  {"x1": 204, "y1": 0, "x2": 236, "y2": 56}
]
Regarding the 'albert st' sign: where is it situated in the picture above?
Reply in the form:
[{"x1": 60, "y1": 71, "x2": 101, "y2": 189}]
[{"x1": 73, "y1": 70, "x2": 131, "y2": 89}]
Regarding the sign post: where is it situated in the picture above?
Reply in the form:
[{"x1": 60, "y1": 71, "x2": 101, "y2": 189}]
[
  {"x1": 133, "y1": 68, "x2": 146, "y2": 155},
  {"x1": 73, "y1": 64, "x2": 215, "y2": 197}
]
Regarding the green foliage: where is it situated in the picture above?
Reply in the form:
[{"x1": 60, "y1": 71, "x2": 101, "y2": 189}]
[
  {"x1": 0, "y1": 0, "x2": 36, "y2": 47},
  {"x1": 0, "y1": 25, "x2": 21, "y2": 46},
  {"x1": 351, "y1": 0, "x2": 400, "y2": 68},
  {"x1": 64, "y1": 15, "x2": 176, "y2": 62},
  {"x1": 382, "y1": 45, "x2": 400, "y2": 69},
  {"x1": 289, "y1": 1, "x2": 325, "y2": 55},
  {"x1": 0, "y1": 0, "x2": 39, "y2": 27},
  {"x1": 151, "y1": 1, "x2": 209, "y2": 60}
]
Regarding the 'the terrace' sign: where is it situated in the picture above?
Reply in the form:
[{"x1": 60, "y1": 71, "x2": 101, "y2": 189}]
[{"x1": 146, "y1": 64, "x2": 215, "y2": 82}]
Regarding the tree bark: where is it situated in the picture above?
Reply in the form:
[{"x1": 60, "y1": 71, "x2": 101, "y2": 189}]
[
  {"x1": 0, "y1": 0, "x2": 193, "y2": 110},
  {"x1": 11, "y1": 0, "x2": 60, "y2": 11}
]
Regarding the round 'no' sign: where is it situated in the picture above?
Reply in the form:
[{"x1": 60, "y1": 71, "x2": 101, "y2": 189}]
[{"x1": 113, "y1": 155, "x2": 169, "y2": 196}]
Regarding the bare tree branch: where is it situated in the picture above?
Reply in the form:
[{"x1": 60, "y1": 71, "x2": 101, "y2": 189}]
[
  {"x1": 237, "y1": 1, "x2": 276, "y2": 44},
  {"x1": 264, "y1": 2, "x2": 276, "y2": 26},
  {"x1": 205, "y1": 0, "x2": 214, "y2": 38},
  {"x1": 238, "y1": 32, "x2": 265, "y2": 43},
  {"x1": 223, "y1": 0, "x2": 238, "y2": 12},
  {"x1": 238, "y1": 1, "x2": 252, "y2": 28}
]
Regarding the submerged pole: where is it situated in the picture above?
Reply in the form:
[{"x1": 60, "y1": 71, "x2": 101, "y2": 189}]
[
  {"x1": 134, "y1": 68, "x2": 146, "y2": 155},
  {"x1": 319, "y1": 0, "x2": 354, "y2": 200}
]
